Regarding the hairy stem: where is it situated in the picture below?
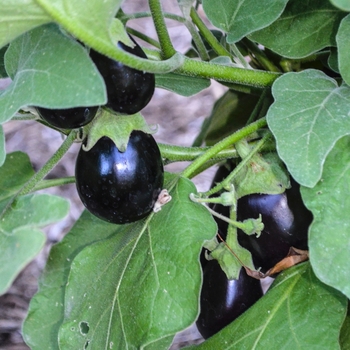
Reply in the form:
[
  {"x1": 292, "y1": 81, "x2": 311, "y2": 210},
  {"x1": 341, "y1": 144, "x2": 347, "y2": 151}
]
[
  {"x1": 176, "y1": 57, "x2": 280, "y2": 87},
  {"x1": 190, "y1": 7, "x2": 231, "y2": 58},
  {"x1": 149, "y1": 0, "x2": 176, "y2": 58},
  {"x1": 181, "y1": 118, "x2": 267, "y2": 179}
]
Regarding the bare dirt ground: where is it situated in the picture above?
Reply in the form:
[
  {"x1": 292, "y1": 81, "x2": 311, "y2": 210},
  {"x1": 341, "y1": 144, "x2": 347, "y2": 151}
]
[{"x1": 0, "y1": 2, "x2": 228, "y2": 348}]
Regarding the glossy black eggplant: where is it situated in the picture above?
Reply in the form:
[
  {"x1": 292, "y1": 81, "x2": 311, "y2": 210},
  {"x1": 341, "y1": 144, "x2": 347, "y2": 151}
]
[
  {"x1": 36, "y1": 106, "x2": 98, "y2": 129},
  {"x1": 237, "y1": 178, "x2": 313, "y2": 272},
  {"x1": 196, "y1": 260, "x2": 263, "y2": 339},
  {"x1": 75, "y1": 130, "x2": 164, "y2": 224},
  {"x1": 90, "y1": 36, "x2": 155, "y2": 115}
]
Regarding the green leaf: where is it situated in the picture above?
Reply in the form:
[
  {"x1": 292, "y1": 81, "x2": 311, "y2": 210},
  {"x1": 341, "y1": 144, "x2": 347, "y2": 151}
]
[
  {"x1": 84, "y1": 109, "x2": 155, "y2": 153},
  {"x1": 0, "y1": 152, "x2": 35, "y2": 207},
  {"x1": 34, "y1": 0, "x2": 123, "y2": 47},
  {"x1": 301, "y1": 136, "x2": 350, "y2": 299},
  {"x1": 58, "y1": 176, "x2": 216, "y2": 349},
  {"x1": 34, "y1": 0, "x2": 184, "y2": 73},
  {"x1": 0, "y1": 193, "x2": 69, "y2": 294},
  {"x1": 188, "y1": 263, "x2": 347, "y2": 350},
  {"x1": 234, "y1": 147, "x2": 290, "y2": 198},
  {"x1": 155, "y1": 73, "x2": 210, "y2": 97},
  {"x1": 267, "y1": 69, "x2": 350, "y2": 188},
  {"x1": 0, "y1": 151, "x2": 69, "y2": 295},
  {"x1": 331, "y1": 0, "x2": 350, "y2": 11},
  {"x1": 0, "y1": 0, "x2": 50, "y2": 49},
  {"x1": 202, "y1": 0, "x2": 288, "y2": 43},
  {"x1": 23, "y1": 210, "x2": 117, "y2": 350},
  {"x1": 0, "y1": 227, "x2": 45, "y2": 295},
  {"x1": 0, "y1": 23, "x2": 106, "y2": 123},
  {"x1": 250, "y1": 0, "x2": 345, "y2": 59},
  {"x1": 337, "y1": 14, "x2": 350, "y2": 85}
]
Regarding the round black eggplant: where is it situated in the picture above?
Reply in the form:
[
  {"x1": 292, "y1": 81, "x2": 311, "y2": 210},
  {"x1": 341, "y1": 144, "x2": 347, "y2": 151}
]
[
  {"x1": 75, "y1": 130, "x2": 164, "y2": 224},
  {"x1": 196, "y1": 260, "x2": 263, "y2": 339},
  {"x1": 36, "y1": 106, "x2": 98, "y2": 129},
  {"x1": 90, "y1": 36, "x2": 155, "y2": 115},
  {"x1": 237, "y1": 178, "x2": 313, "y2": 272}
]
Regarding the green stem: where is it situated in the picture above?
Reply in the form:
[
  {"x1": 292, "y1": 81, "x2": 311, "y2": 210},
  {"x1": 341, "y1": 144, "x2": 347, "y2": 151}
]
[
  {"x1": 242, "y1": 38, "x2": 281, "y2": 73},
  {"x1": 0, "y1": 130, "x2": 78, "y2": 220},
  {"x1": 230, "y1": 43, "x2": 251, "y2": 69},
  {"x1": 176, "y1": 57, "x2": 280, "y2": 87},
  {"x1": 31, "y1": 177, "x2": 76, "y2": 192},
  {"x1": 18, "y1": 131, "x2": 78, "y2": 197},
  {"x1": 181, "y1": 118, "x2": 267, "y2": 178},
  {"x1": 149, "y1": 0, "x2": 176, "y2": 58},
  {"x1": 185, "y1": 19, "x2": 210, "y2": 61},
  {"x1": 245, "y1": 88, "x2": 269, "y2": 125},
  {"x1": 121, "y1": 11, "x2": 186, "y2": 24},
  {"x1": 158, "y1": 143, "x2": 237, "y2": 163},
  {"x1": 126, "y1": 27, "x2": 161, "y2": 49},
  {"x1": 190, "y1": 7, "x2": 231, "y2": 58}
]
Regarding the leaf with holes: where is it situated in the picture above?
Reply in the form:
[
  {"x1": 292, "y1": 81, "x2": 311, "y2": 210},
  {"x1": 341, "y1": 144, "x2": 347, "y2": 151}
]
[
  {"x1": 23, "y1": 210, "x2": 117, "y2": 350},
  {"x1": 58, "y1": 176, "x2": 216, "y2": 349},
  {"x1": 267, "y1": 69, "x2": 350, "y2": 188}
]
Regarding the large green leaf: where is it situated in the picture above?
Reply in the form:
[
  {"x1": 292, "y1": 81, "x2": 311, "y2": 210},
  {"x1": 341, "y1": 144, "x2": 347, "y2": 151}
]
[
  {"x1": 336, "y1": 14, "x2": 350, "y2": 86},
  {"x1": 23, "y1": 210, "x2": 117, "y2": 350},
  {"x1": 0, "y1": 151, "x2": 69, "y2": 294},
  {"x1": 34, "y1": 0, "x2": 183, "y2": 73},
  {"x1": 58, "y1": 176, "x2": 216, "y2": 349},
  {"x1": 0, "y1": 151, "x2": 34, "y2": 203},
  {"x1": 267, "y1": 69, "x2": 350, "y2": 188},
  {"x1": 0, "y1": 23, "x2": 106, "y2": 124},
  {"x1": 0, "y1": 0, "x2": 50, "y2": 49},
  {"x1": 250, "y1": 0, "x2": 345, "y2": 59},
  {"x1": 301, "y1": 136, "x2": 350, "y2": 299},
  {"x1": 202, "y1": 0, "x2": 288, "y2": 43},
  {"x1": 188, "y1": 263, "x2": 347, "y2": 350},
  {"x1": 0, "y1": 194, "x2": 69, "y2": 294}
]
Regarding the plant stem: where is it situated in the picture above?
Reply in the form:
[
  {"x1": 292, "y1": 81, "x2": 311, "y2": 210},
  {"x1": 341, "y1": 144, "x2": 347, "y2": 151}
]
[
  {"x1": 190, "y1": 7, "x2": 231, "y2": 58},
  {"x1": 185, "y1": 19, "x2": 210, "y2": 61},
  {"x1": 149, "y1": 0, "x2": 176, "y2": 58},
  {"x1": 31, "y1": 177, "x2": 76, "y2": 192},
  {"x1": 0, "y1": 130, "x2": 78, "y2": 220},
  {"x1": 176, "y1": 57, "x2": 280, "y2": 87},
  {"x1": 230, "y1": 43, "x2": 251, "y2": 69},
  {"x1": 18, "y1": 131, "x2": 78, "y2": 197},
  {"x1": 158, "y1": 143, "x2": 237, "y2": 163},
  {"x1": 242, "y1": 38, "x2": 280, "y2": 73},
  {"x1": 126, "y1": 27, "x2": 161, "y2": 49},
  {"x1": 181, "y1": 117, "x2": 267, "y2": 178}
]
